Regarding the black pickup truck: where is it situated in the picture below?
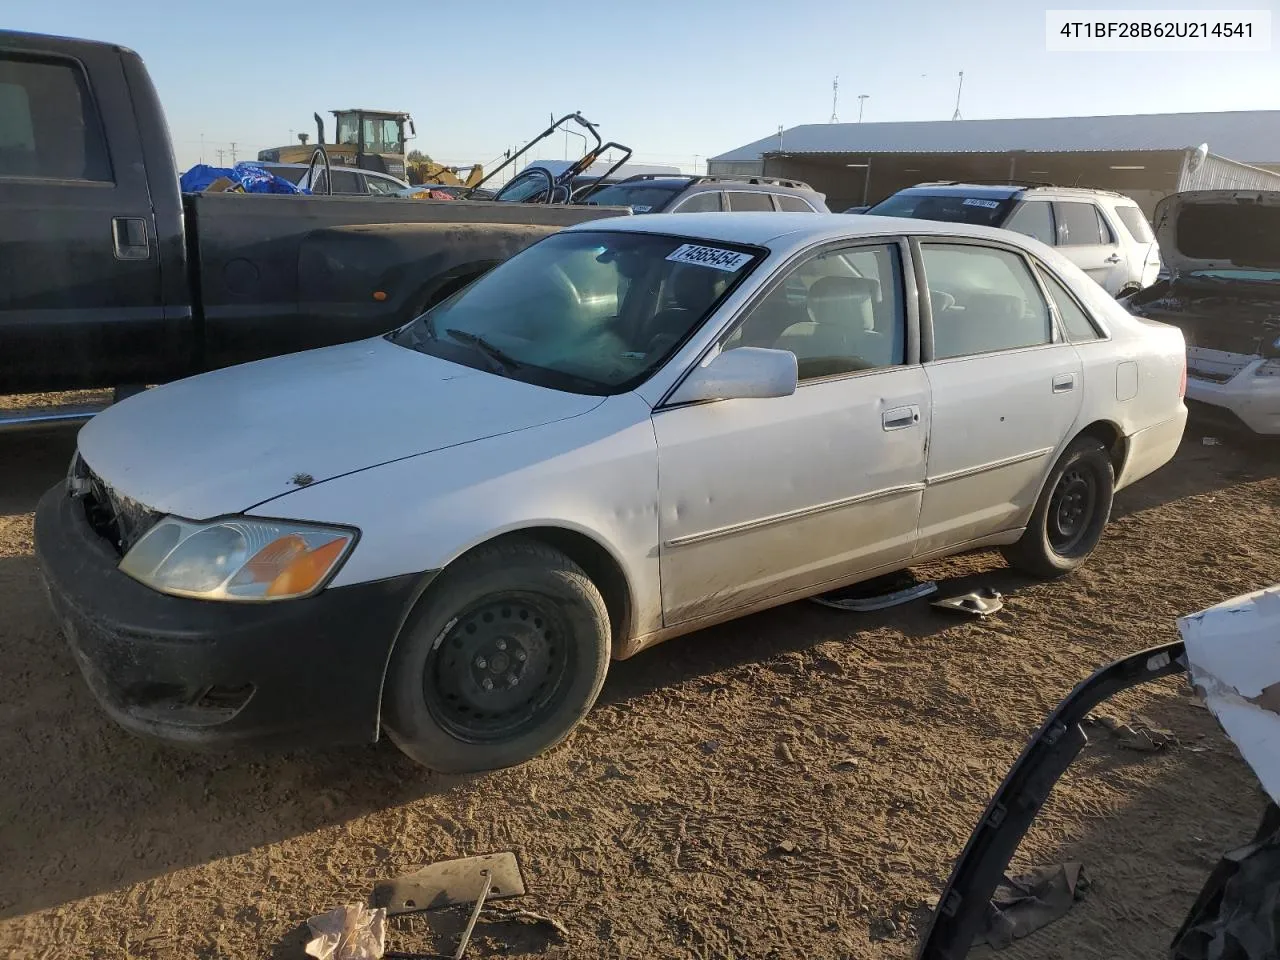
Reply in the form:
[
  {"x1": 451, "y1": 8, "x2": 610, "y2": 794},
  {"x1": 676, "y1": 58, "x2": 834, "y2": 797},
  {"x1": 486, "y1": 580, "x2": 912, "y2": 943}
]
[{"x1": 0, "y1": 30, "x2": 627, "y2": 421}]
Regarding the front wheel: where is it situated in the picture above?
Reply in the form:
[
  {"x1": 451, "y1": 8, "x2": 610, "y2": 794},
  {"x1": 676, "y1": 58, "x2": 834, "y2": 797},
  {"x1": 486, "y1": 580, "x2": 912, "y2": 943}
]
[
  {"x1": 1002, "y1": 436, "x2": 1115, "y2": 578},
  {"x1": 383, "y1": 539, "x2": 610, "y2": 773}
]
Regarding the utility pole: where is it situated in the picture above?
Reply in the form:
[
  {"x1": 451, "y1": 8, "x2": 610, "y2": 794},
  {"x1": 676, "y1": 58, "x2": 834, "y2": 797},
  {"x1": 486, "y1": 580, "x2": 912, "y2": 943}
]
[
  {"x1": 216, "y1": 148, "x2": 225, "y2": 166},
  {"x1": 230, "y1": 141, "x2": 238, "y2": 163},
  {"x1": 830, "y1": 75, "x2": 839, "y2": 123},
  {"x1": 952, "y1": 71, "x2": 964, "y2": 121},
  {"x1": 857, "y1": 94, "x2": 869, "y2": 123},
  {"x1": 200, "y1": 133, "x2": 205, "y2": 163}
]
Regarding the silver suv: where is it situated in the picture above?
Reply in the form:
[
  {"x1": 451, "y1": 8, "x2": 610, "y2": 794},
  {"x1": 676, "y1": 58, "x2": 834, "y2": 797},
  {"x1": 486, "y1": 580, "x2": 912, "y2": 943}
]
[{"x1": 866, "y1": 182, "x2": 1161, "y2": 297}]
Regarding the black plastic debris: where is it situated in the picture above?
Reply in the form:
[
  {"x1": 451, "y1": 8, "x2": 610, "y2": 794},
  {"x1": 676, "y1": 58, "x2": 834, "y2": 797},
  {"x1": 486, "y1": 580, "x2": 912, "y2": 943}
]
[{"x1": 810, "y1": 571, "x2": 938, "y2": 612}]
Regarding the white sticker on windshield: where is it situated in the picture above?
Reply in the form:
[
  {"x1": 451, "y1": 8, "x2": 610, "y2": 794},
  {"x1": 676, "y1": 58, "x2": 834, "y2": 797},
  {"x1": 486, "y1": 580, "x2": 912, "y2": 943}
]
[
  {"x1": 666, "y1": 243, "x2": 753, "y2": 272},
  {"x1": 631, "y1": 204, "x2": 653, "y2": 213},
  {"x1": 962, "y1": 198, "x2": 1001, "y2": 209}
]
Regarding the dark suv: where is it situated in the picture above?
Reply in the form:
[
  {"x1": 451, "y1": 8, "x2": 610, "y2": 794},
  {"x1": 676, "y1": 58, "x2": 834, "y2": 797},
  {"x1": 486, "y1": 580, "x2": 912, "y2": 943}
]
[{"x1": 578, "y1": 174, "x2": 829, "y2": 214}]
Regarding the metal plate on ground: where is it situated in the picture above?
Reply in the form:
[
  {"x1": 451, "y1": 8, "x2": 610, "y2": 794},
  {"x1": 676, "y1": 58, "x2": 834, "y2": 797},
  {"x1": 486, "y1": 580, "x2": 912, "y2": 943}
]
[{"x1": 372, "y1": 852, "x2": 526, "y2": 915}]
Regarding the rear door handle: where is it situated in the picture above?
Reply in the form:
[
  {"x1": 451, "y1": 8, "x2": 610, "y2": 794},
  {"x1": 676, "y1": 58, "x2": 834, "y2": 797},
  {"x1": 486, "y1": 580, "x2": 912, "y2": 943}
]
[
  {"x1": 1104, "y1": 253, "x2": 1122, "y2": 264},
  {"x1": 883, "y1": 405, "x2": 921, "y2": 431},
  {"x1": 1052, "y1": 373, "x2": 1076, "y2": 393},
  {"x1": 112, "y1": 217, "x2": 150, "y2": 261}
]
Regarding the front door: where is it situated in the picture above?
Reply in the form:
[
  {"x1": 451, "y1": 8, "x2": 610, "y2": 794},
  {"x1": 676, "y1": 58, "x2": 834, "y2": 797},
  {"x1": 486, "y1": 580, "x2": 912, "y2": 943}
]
[
  {"x1": 915, "y1": 240, "x2": 1083, "y2": 553},
  {"x1": 654, "y1": 240, "x2": 929, "y2": 626},
  {"x1": 0, "y1": 39, "x2": 166, "y2": 393}
]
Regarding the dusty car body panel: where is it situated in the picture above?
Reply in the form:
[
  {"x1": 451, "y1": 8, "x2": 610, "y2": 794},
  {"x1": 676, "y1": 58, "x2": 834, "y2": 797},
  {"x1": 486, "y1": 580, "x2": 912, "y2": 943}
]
[
  {"x1": 1126, "y1": 191, "x2": 1280, "y2": 434},
  {"x1": 77, "y1": 337, "x2": 604, "y2": 518}
]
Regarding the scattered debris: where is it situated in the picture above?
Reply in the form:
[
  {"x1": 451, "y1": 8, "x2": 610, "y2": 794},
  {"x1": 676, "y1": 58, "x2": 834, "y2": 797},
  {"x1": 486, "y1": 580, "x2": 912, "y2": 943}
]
[
  {"x1": 304, "y1": 903, "x2": 387, "y2": 960},
  {"x1": 372, "y1": 853, "x2": 525, "y2": 916},
  {"x1": 975, "y1": 862, "x2": 1089, "y2": 950},
  {"x1": 772, "y1": 840, "x2": 801, "y2": 857},
  {"x1": 1085, "y1": 712, "x2": 1179, "y2": 752},
  {"x1": 776, "y1": 740, "x2": 796, "y2": 763},
  {"x1": 833, "y1": 757, "x2": 860, "y2": 771},
  {"x1": 291, "y1": 472, "x2": 316, "y2": 486},
  {"x1": 810, "y1": 571, "x2": 938, "y2": 611},
  {"x1": 697, "y1": 740, "x2": 720, "y2": 755},
  {"x1": 932, "y1": 587, "x2": 1004, "y2": 618},
  {"x1": 1202, "y1": 436, "x2": 1222, "y2": 446}
]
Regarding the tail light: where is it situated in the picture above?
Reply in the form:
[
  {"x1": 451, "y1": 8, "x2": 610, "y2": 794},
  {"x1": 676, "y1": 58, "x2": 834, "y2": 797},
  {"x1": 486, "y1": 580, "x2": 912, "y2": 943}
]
[{"x1": 1179, "y1": 354, "x2": 1187, "y2": 399}]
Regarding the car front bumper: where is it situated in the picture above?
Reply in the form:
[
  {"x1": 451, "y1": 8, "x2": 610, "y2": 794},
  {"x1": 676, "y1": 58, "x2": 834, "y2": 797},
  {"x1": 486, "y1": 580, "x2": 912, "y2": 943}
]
[
  {"x1": 1186, "y1": 352, "x2": 1280, "y2": 436},
  {"x1": 34, "y1": 484, "x2": 426, "y2": 749}
]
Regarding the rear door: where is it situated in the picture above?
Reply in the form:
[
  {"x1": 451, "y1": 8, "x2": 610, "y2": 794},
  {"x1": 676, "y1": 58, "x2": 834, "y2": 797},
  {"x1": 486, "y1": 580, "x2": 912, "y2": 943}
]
[
  {"x1": 915, "y1": 238, "x2": 1083, "y2": 553},
  {"x1": 0, "y1": 37, "x2": 163, "y2": 393},
  {"x1": 1054, "y1": 200, "x2": 1126, "y2": 294}
]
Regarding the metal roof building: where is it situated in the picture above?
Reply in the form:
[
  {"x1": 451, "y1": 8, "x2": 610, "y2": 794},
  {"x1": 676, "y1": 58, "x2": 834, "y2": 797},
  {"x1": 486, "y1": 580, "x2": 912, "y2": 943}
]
[{"x1": 709, "y1": 110, "x2": 1280, "y2": 214}]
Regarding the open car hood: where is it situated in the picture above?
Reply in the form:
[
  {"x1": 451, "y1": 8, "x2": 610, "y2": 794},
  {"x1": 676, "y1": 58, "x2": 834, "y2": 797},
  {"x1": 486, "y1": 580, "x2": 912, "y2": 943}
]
[{"x1": 1154, "y1": 190, "x2": 1280, "y2": 277}]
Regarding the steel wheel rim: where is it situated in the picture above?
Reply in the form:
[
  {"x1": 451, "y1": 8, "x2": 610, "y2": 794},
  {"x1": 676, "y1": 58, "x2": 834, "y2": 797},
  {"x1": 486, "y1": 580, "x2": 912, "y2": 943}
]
[
  {"x1": 424, "y1": 593, "x2": 573, "y2": 744},
  {"x1": 1047, "y1": 466, "x2": 1098, "y2": 554}
]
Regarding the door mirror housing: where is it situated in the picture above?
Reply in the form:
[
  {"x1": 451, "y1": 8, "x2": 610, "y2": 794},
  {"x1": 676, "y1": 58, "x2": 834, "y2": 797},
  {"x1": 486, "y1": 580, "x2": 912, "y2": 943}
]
[{"x1": 669, "y1": 347, "x2": 798, "y2": 404}]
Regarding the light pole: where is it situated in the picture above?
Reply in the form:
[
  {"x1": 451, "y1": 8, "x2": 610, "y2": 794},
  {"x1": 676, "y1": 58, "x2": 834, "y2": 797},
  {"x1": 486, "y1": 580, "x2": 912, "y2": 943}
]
[{"x1": 857, "y1": 95, "x2": 869, "y2": 123}]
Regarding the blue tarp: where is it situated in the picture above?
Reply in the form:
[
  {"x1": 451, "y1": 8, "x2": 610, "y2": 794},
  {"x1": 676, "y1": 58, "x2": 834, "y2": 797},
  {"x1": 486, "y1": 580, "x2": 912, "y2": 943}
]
[{"x1": 180, "y1": 161, "x2": 310, "y2": 195}]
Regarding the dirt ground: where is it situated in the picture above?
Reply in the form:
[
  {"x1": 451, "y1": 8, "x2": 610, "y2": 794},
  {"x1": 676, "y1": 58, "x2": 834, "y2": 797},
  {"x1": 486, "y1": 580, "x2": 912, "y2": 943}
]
[{"x1": 1, "y1": 414, "x2": 1277, "y2": 960}]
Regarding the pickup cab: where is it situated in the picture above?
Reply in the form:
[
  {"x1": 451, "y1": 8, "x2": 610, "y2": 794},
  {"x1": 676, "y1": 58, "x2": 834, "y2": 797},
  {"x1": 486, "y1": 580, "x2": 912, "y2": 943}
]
[{"x1": 0, "y1": 31, "x2": 626, "y2": 423}]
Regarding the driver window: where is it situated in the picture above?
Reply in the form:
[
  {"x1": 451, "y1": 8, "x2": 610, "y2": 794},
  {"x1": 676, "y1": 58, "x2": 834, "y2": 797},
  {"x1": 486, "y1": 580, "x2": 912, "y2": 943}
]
[
  {"x1": 724, "y1": 244, "x2": 905, "y2": 381},
  {"x1": 496, "y1": 171, "x2": 549, "y2": 203},
  {"x1": 920, "y1": 243, "x2": 1052, "y2": 359}
]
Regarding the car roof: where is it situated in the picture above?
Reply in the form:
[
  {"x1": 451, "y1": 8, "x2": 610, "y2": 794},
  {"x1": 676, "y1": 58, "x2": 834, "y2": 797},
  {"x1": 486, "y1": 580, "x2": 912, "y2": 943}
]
[
  {"x1": 894, "y1": 183, "x2": 1023, "y2": 199},
  {"x1": 563, "y1": 211, "x2": 1035, "y2": 250}
]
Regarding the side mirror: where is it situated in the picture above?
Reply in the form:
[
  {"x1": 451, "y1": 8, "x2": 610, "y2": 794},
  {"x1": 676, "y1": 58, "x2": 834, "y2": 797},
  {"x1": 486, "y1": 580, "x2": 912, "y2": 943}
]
[{"x1": 669, "y1": 347, "x2": 798, "y2": 404}]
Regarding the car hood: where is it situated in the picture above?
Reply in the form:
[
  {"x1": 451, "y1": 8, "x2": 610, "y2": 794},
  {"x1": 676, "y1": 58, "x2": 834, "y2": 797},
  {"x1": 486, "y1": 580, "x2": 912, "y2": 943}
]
[
  {"x1": 77, "y1": 337, "x2": 603, "y2": 519},
  {"x1": 1154, "y1": 190, "x2": 1280, "y2": 277}
]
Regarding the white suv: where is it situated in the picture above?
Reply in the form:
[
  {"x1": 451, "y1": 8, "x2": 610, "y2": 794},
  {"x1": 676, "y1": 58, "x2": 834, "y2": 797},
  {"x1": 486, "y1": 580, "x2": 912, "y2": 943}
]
[{"x1": 866, "y1": 183, "x2": 1162, "y2": 297}]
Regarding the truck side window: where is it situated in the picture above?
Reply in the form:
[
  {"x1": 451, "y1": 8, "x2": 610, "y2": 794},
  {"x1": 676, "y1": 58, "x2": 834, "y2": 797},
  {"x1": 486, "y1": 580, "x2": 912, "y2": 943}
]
[
  {"x1": 1004, "y1": 200, "x2": 1055, "y2": 246},
  {"x1": 0, "y1": 54, "x2": 111, "y2": 182}
]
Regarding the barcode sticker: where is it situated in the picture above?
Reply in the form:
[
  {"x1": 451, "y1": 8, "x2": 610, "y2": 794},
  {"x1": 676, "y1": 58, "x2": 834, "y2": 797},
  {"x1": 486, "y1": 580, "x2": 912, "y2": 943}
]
[{"x1": 666, "y1": 243, "x2": 754, "y2": 272}]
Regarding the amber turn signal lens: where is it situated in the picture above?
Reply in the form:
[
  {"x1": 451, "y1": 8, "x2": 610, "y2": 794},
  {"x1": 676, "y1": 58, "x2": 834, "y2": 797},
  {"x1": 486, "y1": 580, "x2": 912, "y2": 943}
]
[
  {"x1": 372, "y1": 290, "x2": 388, "y2": 301},
  {"x1": 266, "y1": 537, "x2": 349, "y2": 597}
]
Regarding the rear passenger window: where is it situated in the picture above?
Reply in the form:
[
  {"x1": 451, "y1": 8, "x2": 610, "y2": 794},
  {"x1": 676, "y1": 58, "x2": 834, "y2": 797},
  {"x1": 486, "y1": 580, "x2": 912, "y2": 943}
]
[
  {"x1": 1113, "y1": 205, "x2": 1154, "y2": 243},
  {"x1": 727, "y1": 191, "x2": 774, "y2": 212},
  {"x1": 1055, "y1": 202, "x2": 1107, "y2": 245},
  {"x1": 1037, "y1": 265, "x2": 1102, "y2": 342},
  {"x1": 1095, "y1": 206, "x2": 1116, "y2": 244},
  {"x1": 920, "y1": 244, "x2": 1053, "y2": 359},
  {"x1": 775, "y1": 194, "x2": 815, "y2": 212},
  {"x1": 1003, "y1": 200, "x2": 1055, "y2": 245},
  {"x1": 673, "y1": 190, "x2": 722, "y2": 213},
  {"x1": 0, "y1": 55, "x2": 111, "y2": 181}
]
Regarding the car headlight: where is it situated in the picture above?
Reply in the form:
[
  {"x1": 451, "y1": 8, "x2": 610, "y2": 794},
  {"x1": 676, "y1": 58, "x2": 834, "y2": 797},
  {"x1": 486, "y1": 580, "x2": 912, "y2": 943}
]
[{"x1": 119, "y1": 516, "x2": 356, "y2": 601}]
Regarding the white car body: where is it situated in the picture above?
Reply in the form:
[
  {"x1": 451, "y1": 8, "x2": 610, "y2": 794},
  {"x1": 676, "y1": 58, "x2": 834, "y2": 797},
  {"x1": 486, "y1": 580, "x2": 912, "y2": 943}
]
[{"x1": 74, "y1": 213, "x2": 1188, "y2": 658}]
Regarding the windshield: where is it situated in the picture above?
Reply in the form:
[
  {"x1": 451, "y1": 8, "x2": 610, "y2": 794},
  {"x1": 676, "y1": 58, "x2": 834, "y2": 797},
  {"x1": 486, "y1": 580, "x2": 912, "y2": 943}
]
[
  {"x1": 578, "y1": 183, "x2": 683, "y2": 212},
  {"x1": 388, "y1": 231, "x2": 761, "y2": 394},
  {"x1": 867, "y1": 192, "x2": 1016, "y2": 226}
]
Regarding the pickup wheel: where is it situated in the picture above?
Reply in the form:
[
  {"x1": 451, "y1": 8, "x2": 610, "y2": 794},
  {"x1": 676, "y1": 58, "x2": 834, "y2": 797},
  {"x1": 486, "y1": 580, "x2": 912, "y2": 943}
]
[
  {"x1": 1002, "y1": 437, "x2": 1115, "y2": 579},
  {"x1": 383, "y1": 539, "x2": 610, "y2": 773}
]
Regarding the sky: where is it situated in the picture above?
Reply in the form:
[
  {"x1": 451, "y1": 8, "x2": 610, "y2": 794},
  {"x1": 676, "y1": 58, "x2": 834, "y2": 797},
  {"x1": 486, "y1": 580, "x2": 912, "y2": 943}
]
[{"x1": 8, "y1": 0, "x2": 1280, "y2": 175}]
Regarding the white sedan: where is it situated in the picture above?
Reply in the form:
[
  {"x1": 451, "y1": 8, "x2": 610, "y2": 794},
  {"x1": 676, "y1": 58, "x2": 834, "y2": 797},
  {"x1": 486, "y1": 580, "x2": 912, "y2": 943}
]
[{"x1": 35, "y1": 213, "x2": 1189, "y2": 772}]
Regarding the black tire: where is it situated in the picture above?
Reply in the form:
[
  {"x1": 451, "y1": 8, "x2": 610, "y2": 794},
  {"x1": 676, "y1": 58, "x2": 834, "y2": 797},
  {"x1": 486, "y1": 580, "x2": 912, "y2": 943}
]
[
  {"x1": 383, "y1": 539, "x2": 610, "y2": 773},
  {"x1": 1001, "y1": 436, "x2": 1115, "y2": 579}
]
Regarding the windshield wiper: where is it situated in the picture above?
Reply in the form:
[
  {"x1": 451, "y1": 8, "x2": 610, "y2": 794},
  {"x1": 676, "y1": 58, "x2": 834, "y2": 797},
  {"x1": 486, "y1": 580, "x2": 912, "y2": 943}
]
[{"x1": 443, "y1": 328, "x2": 523, "y2": 373}]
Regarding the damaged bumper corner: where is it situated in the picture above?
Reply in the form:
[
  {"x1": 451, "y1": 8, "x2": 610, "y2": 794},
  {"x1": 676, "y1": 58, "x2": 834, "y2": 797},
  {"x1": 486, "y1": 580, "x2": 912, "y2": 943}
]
[
  {"x1": 33, "y1": 484, "x2": 423, "y2": 750},
  {"x1": 1185, "y1": 350, "x2": 1280, "y2": 435},
  {"x1": 1178, "y1": 585, "x2": 1280, "y2": 806}
]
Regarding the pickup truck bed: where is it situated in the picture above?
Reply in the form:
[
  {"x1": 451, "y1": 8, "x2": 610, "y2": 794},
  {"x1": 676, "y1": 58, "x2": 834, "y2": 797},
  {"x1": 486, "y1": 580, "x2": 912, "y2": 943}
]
[{"x1": 0, "y1": 30, "x2": 626, "y2": 401}]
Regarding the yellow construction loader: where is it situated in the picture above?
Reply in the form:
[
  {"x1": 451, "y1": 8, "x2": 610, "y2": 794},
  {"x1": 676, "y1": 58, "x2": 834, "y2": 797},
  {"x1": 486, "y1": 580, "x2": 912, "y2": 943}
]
[{"x1": 258, "y1": 108, "x2": 414, "y2": 181}]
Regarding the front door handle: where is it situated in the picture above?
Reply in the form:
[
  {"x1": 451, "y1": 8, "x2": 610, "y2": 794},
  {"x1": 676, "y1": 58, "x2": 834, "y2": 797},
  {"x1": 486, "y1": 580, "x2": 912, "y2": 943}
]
[
  {"x1": 112, "y1": 217, "x2": 150, "y2": 261},
  {"x1": 883, "y1": 405, "x2": 921, "y2": 431},
  {"x1": 1104, "y1": 253, "x2": 1122, "y2": 264},
  {"x1": 1052, "y1": 373, "x2": 1076, "y2": 393}
]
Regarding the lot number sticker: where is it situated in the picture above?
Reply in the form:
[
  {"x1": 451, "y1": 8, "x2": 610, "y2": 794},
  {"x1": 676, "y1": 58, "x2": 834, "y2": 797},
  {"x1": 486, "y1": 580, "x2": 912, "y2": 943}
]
[
  {"x1": 666, "y1": 243, "x2": 754, "y2": 272},
  {"x1": 962, "y1": 198, "x2": 1001, "y2": 209}
]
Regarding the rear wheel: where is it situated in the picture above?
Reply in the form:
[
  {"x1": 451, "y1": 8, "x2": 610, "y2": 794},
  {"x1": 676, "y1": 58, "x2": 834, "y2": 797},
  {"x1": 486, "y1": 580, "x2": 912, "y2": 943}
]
[
  {"x1": 1002, "y1": 436, "x2": 1115, "y2": 578},
  {"x1": 383, "y1": 539, "x2": 610, "y2": 773}
]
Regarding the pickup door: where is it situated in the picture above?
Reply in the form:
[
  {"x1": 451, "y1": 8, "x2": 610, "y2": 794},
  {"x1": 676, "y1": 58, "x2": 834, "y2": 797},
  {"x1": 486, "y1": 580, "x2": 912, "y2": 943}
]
[{"x1": 0, "y1": 34, "x2": 180, "y2": 393}]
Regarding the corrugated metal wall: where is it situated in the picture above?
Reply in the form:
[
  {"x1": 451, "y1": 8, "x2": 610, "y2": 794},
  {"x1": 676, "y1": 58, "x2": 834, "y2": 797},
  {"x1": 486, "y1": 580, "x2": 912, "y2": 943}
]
[{"x1": 1180, "y1": 152, "x2": 1280, "y2": 191}]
